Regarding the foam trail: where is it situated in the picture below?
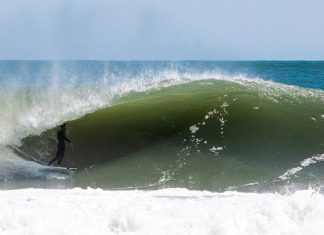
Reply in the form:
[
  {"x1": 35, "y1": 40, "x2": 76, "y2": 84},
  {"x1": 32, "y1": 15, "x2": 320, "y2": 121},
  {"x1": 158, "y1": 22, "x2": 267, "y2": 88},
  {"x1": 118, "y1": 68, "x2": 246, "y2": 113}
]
[{"x1": 279, "y1": 154, "x2": 324, "y2": 180}]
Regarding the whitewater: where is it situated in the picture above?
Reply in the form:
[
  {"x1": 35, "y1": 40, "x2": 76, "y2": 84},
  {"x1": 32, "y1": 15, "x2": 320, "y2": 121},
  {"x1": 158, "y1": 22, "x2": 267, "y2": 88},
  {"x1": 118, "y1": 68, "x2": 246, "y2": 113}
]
[
  {"x1": 2, "y1": 61, "x2": 324, "y2": 234},
  {"x1": 1, "y1": 188, "x2": 324, "y2": 235}
]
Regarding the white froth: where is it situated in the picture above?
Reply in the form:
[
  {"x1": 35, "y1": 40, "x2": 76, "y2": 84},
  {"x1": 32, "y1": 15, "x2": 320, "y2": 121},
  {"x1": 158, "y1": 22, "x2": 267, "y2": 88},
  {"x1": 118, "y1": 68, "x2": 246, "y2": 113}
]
[
  {"x1": 279, "y1": 154, "x2": 324, "y2": 180},
  {"x1": 219, "y1": 117, "x2": 226, "y2": 125},
  {"x1": 279, "y1": 167, "x2": 303, "y2": 180},
  {"x1": 189, "y1": 125, "x2": 199, "y2": 134},
  {"x1": 209, "y1": 146, "x2": 223, "y2": 155},
  {"x1": 1, "y1": 188, "x2": 324, "y2": 235},
  {"x1": 220, "y1": 102, "x2": 229, "y2": 108}
]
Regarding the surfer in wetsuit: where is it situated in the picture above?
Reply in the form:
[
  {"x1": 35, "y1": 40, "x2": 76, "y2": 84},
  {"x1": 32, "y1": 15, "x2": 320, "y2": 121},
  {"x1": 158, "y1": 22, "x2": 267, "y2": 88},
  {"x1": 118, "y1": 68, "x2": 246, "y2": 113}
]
[{"x1": 48, "y1": 123, "x2": 72, "y2": 166}]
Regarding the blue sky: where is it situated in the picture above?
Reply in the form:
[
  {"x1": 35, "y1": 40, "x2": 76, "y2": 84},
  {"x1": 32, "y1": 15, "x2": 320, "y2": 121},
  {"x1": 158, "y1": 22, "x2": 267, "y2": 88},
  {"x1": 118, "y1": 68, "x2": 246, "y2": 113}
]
[{"x1": 0, "y1": 0, "x2": 324, "y2": 60}]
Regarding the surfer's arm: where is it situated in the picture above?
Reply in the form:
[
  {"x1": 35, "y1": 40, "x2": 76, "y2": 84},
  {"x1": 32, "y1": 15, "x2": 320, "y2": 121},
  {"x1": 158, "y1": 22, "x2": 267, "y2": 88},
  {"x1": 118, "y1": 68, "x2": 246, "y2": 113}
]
[{"x1": 63, "y1": 133, "x2": 72, "y2": 143}]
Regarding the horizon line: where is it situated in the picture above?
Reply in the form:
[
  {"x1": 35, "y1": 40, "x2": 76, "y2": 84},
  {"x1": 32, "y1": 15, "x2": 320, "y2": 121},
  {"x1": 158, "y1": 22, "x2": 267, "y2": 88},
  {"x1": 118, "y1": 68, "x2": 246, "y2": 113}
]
[{"x1": 1, "y1": 59, "x2": 324, "y2": 62}]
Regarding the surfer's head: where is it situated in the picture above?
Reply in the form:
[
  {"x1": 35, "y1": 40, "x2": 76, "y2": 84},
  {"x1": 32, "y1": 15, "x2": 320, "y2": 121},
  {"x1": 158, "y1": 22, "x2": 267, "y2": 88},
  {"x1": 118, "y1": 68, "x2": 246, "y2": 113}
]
[{"x1": 61, "y1": 123, "x2": 68, "y2": 129}]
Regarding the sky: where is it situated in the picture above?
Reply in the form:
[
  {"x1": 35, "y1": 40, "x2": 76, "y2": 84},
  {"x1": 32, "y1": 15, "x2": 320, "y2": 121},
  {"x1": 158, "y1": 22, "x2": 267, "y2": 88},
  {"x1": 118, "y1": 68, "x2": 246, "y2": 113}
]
[{"x1": 0, "y1": 0, "x2": 324, "y2": 60}]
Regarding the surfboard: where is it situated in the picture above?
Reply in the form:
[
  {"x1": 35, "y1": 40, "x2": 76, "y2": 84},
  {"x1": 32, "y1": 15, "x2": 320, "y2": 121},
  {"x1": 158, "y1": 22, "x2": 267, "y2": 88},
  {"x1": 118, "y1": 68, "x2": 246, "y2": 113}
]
[
  {"x1": 39, "y1": 166, "x2": 77, "y2": 174},
  {"x1": 52, "y1": 166, "x2": 77, "y2": 171},
  {"x1": 65, "y1": 167, "x2": 77, "y2": 171}
]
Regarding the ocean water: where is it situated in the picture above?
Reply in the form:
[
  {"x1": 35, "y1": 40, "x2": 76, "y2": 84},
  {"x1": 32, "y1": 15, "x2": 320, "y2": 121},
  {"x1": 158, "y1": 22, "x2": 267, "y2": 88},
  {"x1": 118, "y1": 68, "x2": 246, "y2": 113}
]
[{"x1": 1, "y1": 61, "x2": 324, "y2": 234}]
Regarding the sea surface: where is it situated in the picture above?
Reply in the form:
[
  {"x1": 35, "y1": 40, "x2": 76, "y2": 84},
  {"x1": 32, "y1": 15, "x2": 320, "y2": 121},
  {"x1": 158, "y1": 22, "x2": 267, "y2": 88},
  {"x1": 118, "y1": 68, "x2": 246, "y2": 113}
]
[{"x1": 1, "y1": 61, "x2": 324, "y2": 234}]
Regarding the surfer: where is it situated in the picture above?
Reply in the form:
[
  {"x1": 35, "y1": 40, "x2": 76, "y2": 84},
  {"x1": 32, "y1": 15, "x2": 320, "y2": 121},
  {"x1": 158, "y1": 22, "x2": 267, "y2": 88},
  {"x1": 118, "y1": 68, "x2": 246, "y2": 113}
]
[{"x1": 48, "y1": 123, "x2": 72, "y2": 166}]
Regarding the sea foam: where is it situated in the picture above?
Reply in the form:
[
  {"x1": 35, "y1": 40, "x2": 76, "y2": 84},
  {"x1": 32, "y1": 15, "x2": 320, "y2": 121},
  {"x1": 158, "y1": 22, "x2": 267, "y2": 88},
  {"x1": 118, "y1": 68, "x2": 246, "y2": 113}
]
[{"x1": 0, "y1": 188, "x2": 323, "y2": 235}]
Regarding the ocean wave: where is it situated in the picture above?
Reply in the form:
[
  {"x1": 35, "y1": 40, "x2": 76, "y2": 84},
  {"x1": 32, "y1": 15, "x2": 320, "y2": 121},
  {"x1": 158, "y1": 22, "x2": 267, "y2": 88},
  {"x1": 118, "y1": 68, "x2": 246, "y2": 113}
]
[{"x1": 2, "y1": 78, "x2": 320, "y2": 190}]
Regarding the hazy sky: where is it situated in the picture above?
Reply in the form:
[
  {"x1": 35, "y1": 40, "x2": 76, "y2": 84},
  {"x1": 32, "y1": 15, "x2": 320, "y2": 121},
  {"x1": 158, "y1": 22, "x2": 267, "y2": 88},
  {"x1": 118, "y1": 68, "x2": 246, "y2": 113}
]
[{"x1": 1, "y1": 0, "x2": 324, "y2": 60}]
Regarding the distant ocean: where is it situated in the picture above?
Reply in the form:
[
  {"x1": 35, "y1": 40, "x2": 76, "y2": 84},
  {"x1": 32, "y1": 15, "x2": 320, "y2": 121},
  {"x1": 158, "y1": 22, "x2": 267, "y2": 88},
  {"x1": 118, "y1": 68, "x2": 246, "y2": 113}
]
[{"x1": 1, "y1": 61, "x2": 324, "y2": 234}]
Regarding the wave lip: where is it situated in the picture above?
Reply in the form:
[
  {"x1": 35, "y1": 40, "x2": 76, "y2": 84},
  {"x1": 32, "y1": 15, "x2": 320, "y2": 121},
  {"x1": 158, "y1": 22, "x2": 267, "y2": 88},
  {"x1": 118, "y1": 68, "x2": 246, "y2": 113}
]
[
  {"x1": 3, "y1": 67, "x2": 324, "y2": 147},
  {"x1": 0, "y1": 70, "x2": 250, "y2": 146}
]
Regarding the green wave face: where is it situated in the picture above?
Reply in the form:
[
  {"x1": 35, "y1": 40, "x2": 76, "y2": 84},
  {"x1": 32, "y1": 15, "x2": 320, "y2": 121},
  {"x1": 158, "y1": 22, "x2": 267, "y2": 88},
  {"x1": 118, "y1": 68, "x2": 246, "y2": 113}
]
[{"x1": 19, "y1": 80, "x2": 324, "y2": 190}]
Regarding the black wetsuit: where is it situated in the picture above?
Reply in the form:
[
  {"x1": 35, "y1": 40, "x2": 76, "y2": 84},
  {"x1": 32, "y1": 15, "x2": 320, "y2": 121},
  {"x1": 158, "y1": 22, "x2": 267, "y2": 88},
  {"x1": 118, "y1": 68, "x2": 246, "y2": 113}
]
[{"x1": 48, "y1": 129, "x2": 71, "y2": 166}]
